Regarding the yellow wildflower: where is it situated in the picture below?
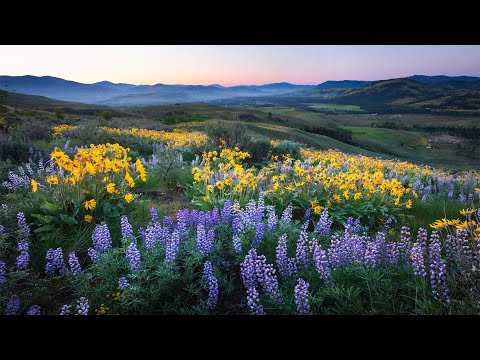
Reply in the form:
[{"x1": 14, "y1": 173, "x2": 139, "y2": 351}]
[
  {"x1": 84, "y1": 199, "x2": 96, "y2": 210},
  {"x1": 135, "y1": 159, "x2": 147, "y2": 182},
  {"x1": 46, "y1": 175, "x2": 59, "y2": 185},
  {"x1": 124, "y1": 193, "x2": 133, "y2": 203},
  {"x1": 84, "y1": 215, "x2": 93, "y2": 223},
  {"x1": 31, "y1": 179, "x2": 38, "y2": 193},
  {"x1": 125, "y1": 172, "x2": 135, "y2": 188},
  {"x1": 405, "y1": 199, "x2": 412, "y2": 209},
  {"x1": 460, "y1": 208, "x2": 475, "y2": 216},
  {"x1": 106, "y1": 182, "x2": 116, "y2": 194}
]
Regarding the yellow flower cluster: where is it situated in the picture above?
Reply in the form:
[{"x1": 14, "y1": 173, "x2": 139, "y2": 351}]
[
  {"x1": 191, "y1": 146, "x2": 429, "y2": 209},
  {"x1": 50, "y1": 143, "x2": 133, "y2": 185},
  {"x1": 95, "y1": 303, "x2": 110, "y2": 315},
  {"x1": 191, "y1": 148, "x2": 254, "y2": 194},
  {"x1": 99, "y1": 126, "x2": 208, "y2": 148},
  {"x1": 31, "y1": 142, "x2": 144, "y2": 222},
  {"x1": 51, "y1": 124, "x2": 79, "y2": 137},
  {"x1": 430, "y1": 208, "x2": 480, "y2": 240}
]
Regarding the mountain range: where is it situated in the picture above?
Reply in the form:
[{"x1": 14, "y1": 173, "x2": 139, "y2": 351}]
[{"x1": 1, "y1": 74, "x2": 479, "y2": 108}]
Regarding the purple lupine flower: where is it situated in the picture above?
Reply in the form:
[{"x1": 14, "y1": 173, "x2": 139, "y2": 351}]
[
  {"x1": 5, "y1": 296, "x2": 20, "y2": 315},
  {"x1": 126, "y1": 240, "x2": 141, "y2": 272},
  {"x1": 240, "y1": 248, "x2": 281, "y2": 303},
  {"x1": 92, "y1": 222, "x2": 112, "y2": 253},
  {"x1": 206, "y1": 229, "x2": 215, "y2": 254},
  {"x1": 88, "y1": 248, "x2": 100, "y2": 263},
  {"x1": 0, "y1": 261, "x2": 6, "y2": 286},
  {"x1": 456, "y1": 229, "x2": 473, "y2": 270},
  {"x1": 175, "y1": 210, "x2": 188, "y2": 240},
  {"x1": 257, "y1": 193, "x2": 265, "y2": 216},
  {"x1": 232, "y1": 235, "x2": 243, "y2": 254},
  {"x1": 0, "y1": 225, "x2": 4, "y2": 234},
  {"x1": 444, "y1": 234, "x2": 457, "y2": 267},
  {"x1": 345, "y1": 217, "x2": 361, "y2": 234},
  {"x1": 416, "y1": 228, "x2": 429, "y2": 257},
  {"x1": 118, "y1": 277, "x2": 130, "y2": 290},
  {"x1": 120, "y1": 215, "x2": 134, "y2": 241},
  {"x1": 364, "y1": 240, "x2": 381, "y2": 268},
  {"x1": 382, "y1": 217, "x2": 394, "y2": 233},
  {"x1": 246, "y1": 286, "x2": 265, "y2": 315},
  {"x1": 221, "y1": 200, "x2": 233, "y2": 225},
  {"x1": 276, "y1": 234, "x2": 291, "y2": 279},
  {"x1": 165, "y1": 229, "x2": 180, "y2": 263},
  {"x1": 153, "y1": 221, "x2": 164, "y2": 246},
  {"x1": 410, "y1": 242, "x2": 426, "y2": 277},
  {"x1": 27, "y1": 305, "x2": 41, "y2": 315},
  {"x1": 458, "y1": 192, "x2": 466, "y2": 203},
  {"x1": 386, "y1": 242, "x2": 399, "y2": 266},
  {"x1": 137, "y1": 228, "x2": 146, "y2": 243},
  {"x1": 313, "y1": 241, "x2": 332, "y2": 285},
  {"x1": 59, "y1": 305, "x2": 71, "y2": 315},
  {"x1": 399, "y1": 226, "x2": 412, "y2": 260},
  {"x1": 296, "y1": 226, "x2": 310, "y2": 270},
  {"x1": 251, "y1": 222, "x2": 265, "y2": 249},
  {"x1": 15, "y1": 240, "x2": 29, "y2": 270},
  {"x1": 149, "y1": 208, "x2": 159, "y2": 223},
  {"x1": 267, "y1": 206, "x2": 278, "y2": 232},
  {"x1": 145, "y1": 224, "x2": 158, "y2": 251},
  {"x1": 210, "y1": 207, "x2": 220, "y2": 227},
  {"x1": 314, "y1": 209, "x2": 332, "y2": 236},
  {"x1": 75, "y1": 297, "x2": 90, "y2": 315},
  {"x1": 45, "y1": 248, "x2": 67, "y2": 275},
  {"x1": 429, "y1": 231, "x2": 450, "y2": 305},
  {"x1": 328, "y1": 234, "x2": 348, "y2": 269},
  {"x1": 196, "y1": 224, "x2": 209, "y2": 255},
  {"x1": 294, "y1": 278, "x2": 311, "y2": 315},
  {"x1": 203, "y1": 261, "x2": 218, "y2": 308},
  {"x1": 68, "y1": 252, "x2": 82, "y2": 276},
  {"x1": 447, "y1": 189, "x2": 454, "y2": 199},
  {"x1": 303, "y1": 208, "x2": 311, "y2": 222},
  {"x1": 281, "y1": 204, "x2": 293, "y2": 225},
  {"x1": 232, "y1": 215, "x2": 244, "y2": 236},
  {"x1": 17, "y1": 212, "x2": 31, "y2": 240},
  {"x1": 240, "y1": 249, "x2": 259, "y2": 289},
  {"x1": 258, "y1": 262, "x2": 282, "y2": 303},
  {"x1": 163, "y1": 216, "x2": 175, "y2": 232}
]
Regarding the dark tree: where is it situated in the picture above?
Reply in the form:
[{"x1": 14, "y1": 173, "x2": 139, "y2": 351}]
[
  {"x1": 54, "y1": 107, "x2": 66, "y2": 120},
  {"x1": 100, "y1": 110, "x2": 113, "y2": 121}
]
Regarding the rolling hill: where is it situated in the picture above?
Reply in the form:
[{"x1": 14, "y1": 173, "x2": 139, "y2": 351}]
[
  {"x1": 327, "y1": 78, "x2": 480, "y2": 113},
  {"x1": 0, "y1": 91, "x2": 139, "y2": 117},
  {"x1": 0, "y1": 75, "x2": 315, "y2": 106}
]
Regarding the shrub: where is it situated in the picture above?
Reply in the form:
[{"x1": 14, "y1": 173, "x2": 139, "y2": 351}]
[{"x1": 205, "y1": 120, "x2": 248, "y2": 148}]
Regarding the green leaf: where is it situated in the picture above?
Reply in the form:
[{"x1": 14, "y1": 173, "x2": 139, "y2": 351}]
[
  {"x1": 60, "y1": 214, "x2": 78, "y2": 225},
  {"x1": 34, "y1": 224, "x2": 55, "y2": 233},
  {"x1": 40, "y1": 202, "x2": 62, "y2": 214},
  {"x1": 30, "y1": 213, "x2": 57, "y2": 224}
]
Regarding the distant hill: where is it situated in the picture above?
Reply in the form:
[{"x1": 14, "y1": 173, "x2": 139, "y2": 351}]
[
  {"x1": 315, "y1": 80, "x2": 369, "y2": 90},
  {"x1": 0, "y1": 91, "x2": 138, "y2": 117},
  {"x1": 329, "y1": 78, "x2": 480, "y2": 113},
  {"x1": 0, "y1": 75, "x2": 315, "y2": 107},
  {"x1": 409, "y1": 75, "x2": 480, "y2": 84}
]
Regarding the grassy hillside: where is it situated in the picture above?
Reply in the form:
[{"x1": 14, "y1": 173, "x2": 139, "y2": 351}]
[{"x1": 0, "y1": 91, "x2": 140, "y2": 117}]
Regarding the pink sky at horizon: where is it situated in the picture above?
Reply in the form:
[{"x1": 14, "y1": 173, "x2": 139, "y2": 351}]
[{"x1": 0, "y1": 45, "x2": 479, "y2": 86}]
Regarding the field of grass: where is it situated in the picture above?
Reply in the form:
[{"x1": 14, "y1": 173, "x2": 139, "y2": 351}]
[
  {"x1": 308, "y1": 103, "x2": 364, "y2": 112},
  {"x1": 1, "y1": 98, "x2": 480, "y2": 315}
]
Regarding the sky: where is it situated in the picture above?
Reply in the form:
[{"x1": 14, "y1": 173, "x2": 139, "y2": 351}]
[{"x1": 0, "y1": 45, "x2": 479, "y2": 86}]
